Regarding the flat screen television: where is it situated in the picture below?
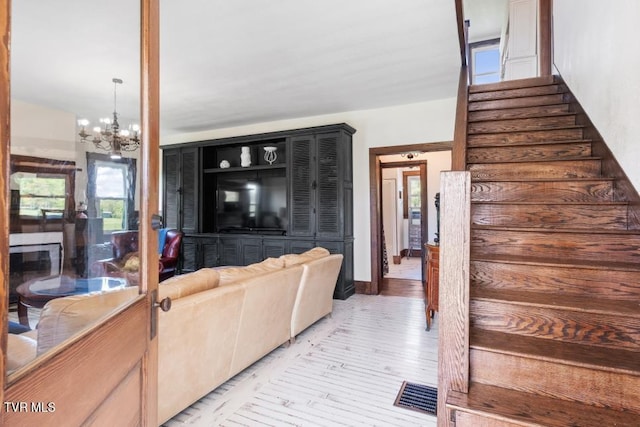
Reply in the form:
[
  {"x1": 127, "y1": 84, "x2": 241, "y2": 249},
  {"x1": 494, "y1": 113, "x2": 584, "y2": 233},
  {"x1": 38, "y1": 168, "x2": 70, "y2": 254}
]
[{"x1": 215, "y1": 169, "x2": 287, "y2": 234}]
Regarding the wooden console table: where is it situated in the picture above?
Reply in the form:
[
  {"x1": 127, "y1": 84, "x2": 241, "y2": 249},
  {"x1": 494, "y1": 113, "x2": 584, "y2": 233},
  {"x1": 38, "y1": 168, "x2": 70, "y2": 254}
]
[{"x1": 425, "y1": 243, "x2": 439, "y2": 331}]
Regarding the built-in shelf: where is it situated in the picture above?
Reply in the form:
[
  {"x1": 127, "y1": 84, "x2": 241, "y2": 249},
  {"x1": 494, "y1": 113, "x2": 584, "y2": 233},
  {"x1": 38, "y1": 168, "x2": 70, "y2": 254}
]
[{"x1": 203, "y1": 164, "x2": 287, "y2": 174}]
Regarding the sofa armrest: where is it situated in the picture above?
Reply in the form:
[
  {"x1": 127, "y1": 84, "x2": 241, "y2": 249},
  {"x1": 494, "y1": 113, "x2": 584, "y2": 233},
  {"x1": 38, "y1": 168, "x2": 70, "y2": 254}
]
[{"x1": 290, "y1": 254, "x2": 343, "y2": 339}]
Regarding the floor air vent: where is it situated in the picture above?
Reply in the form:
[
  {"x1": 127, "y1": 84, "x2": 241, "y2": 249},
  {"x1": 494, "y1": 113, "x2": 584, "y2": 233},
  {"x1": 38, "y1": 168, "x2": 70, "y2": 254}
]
[{"x1": 394, "y1": 381, "x2": 437, "y2": 416}]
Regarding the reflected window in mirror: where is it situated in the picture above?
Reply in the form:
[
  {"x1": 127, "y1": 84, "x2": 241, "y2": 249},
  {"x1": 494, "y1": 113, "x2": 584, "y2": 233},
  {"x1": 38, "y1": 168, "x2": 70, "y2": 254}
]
[
  {"x1": 86, "y1": 152, "x2": 137, "y2": 239},
  {"x1": 470, "y1": 38, "x2": 501, "y2": 84},
  {"x1": 10, "y1": 155, "x2": 76, "y2": 233}
]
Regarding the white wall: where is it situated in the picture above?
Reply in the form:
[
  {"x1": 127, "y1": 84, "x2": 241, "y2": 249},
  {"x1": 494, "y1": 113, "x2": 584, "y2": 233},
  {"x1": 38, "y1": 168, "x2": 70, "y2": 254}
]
[
  {"x1": 163, "y1": 97, "x2": 457, "y2": 282},
  {"x1": 553, "y1": 1, "x2": 640, "y2": 190},
  {"x1": 11, "y1": 99, "x2": 77, "y2": 160}
]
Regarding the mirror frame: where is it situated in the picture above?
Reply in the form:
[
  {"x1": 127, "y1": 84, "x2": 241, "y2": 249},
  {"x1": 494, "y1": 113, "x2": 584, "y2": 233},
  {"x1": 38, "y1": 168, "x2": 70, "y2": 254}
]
[{"x1": 0, "y1": 1, "x2": 160, "y2": 423}]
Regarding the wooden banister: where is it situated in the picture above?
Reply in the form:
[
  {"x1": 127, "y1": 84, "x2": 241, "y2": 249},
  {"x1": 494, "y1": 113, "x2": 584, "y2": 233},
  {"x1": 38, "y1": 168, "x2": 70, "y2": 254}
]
[
  {"x1": 437, "y1": 171, "x2": 471, "y2": 426},
  {"x1": 452, "y1": 0, "x2": 469, "y2": 171},
  {"x1": 451, "y1": 67, "x2": 469, "y2": 171}
]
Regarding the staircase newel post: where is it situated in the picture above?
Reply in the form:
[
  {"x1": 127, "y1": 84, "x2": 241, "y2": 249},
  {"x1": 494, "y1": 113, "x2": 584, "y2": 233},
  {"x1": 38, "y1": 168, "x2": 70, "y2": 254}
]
[{"x1": 437, "y1": 171, "x2": 471, "y2": 426}]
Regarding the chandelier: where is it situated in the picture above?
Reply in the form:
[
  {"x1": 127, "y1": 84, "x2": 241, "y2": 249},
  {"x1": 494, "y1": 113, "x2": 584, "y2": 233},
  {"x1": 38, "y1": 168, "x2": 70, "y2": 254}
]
[{"x1": 78, "y1": 78, "x2": 141, "y2": 159}]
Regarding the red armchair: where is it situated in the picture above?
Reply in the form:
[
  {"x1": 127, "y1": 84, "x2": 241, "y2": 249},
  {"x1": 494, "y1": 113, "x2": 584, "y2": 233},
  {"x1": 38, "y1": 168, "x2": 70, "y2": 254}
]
[
  {"x1": 91, "y1": 229, "x2": 183, "y2": 283},
  {"x1": 159, "y1": 229, "x2": 183, "y2": 282}
]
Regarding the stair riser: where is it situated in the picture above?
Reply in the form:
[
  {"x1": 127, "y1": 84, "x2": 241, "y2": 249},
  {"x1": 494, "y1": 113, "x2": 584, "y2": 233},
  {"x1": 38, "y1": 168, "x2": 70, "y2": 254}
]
[
  {"x1": 471, "y1": 203, "x2": 628, "y2": 229},
  {"x1": 468, "y1": 104, "x2": 570, "y2": 122},
  {"x1": 470, "y1": 181, "x2": 614, "y2": 203},
  {"x1": 470, "y1": 350, "x2": 640, "y2": 413},
  {"x1": 470, "y1": 94, "x2": 566, "y2": 111},
  {"x1": 471, "y1": 229, "x2": 640, "y2": 264},
  {"x1": 469, "y1": 160, "x2": 601, "y2": 180},
  {"x1": 468, "y1": 116, "x2": 576, "y2": 134},
  {"x1": 471, "y1": 299, "x2": 640, "y2": 351},
  {"x1": 468, "y1": 128, "x2": 584, "y2": 146},
  {"x1": 469, "y1": 85, "x2": 567, "y2": 102},
  {"x1": 467, "y1": 143, "x2": 592, "y2": 163},
  {"x1": 471, "y1": 261, "x2": 640, "y2": 300}
]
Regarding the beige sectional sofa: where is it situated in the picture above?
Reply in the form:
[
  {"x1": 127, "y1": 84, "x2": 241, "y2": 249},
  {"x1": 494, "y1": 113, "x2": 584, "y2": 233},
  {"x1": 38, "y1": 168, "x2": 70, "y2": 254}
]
[
  {"x1": 6, "y1": 247, "x2": 343, "y2": 425},
  {"x1": 157, "y1": 247, "x2": 343, "y2": 423}
]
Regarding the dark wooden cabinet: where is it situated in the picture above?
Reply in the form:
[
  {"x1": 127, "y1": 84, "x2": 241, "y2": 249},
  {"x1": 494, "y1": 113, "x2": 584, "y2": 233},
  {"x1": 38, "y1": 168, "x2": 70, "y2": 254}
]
[
  {"x1": 163, "y1": 124, "x2": 355, "y2": 299},
  {"x1": 289, "y1": 130, "x2": 353, "y2": 240},
  {"x1": 425, "y1": 243, "x2": 440, "y2": 331},
  {"x1": 163, "y1": 147, "x2": 199, "y2": 233}
]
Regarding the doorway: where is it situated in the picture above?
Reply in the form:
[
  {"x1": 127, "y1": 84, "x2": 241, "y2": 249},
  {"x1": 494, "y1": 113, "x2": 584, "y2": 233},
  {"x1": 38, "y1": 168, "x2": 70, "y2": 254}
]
[
  {"x1": 379, "y1": 160, "x2": 426, "y2": 298},
  {"x1": 368, "y1": 142, "x2": 452, "y2": 297}
]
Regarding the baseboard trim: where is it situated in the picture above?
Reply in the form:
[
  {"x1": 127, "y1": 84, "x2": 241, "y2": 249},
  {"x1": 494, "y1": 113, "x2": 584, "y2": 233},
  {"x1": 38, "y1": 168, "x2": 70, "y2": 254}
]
[{"x1": 354, "y1": 280, "x2": 372, "y2": 295}]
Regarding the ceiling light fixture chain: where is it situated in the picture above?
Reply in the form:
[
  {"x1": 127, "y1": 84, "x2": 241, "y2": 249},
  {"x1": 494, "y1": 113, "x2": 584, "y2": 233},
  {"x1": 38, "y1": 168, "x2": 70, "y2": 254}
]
[{"x1": 78, "y1": 77, "x2": 141, "y2": 159}]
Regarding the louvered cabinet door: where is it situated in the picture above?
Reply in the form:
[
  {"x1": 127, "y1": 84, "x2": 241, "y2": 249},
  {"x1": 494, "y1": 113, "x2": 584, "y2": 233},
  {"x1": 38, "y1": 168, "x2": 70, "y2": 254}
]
[
  {"x1": 162, "y1": 147, "x2": 199, "y2": 233},
  {"x1": 289, "y1": 135, "x2": 316, "y2": 236},
  {"x1": 316, "y1": 132, "x2": 343, "y2": 239},
  {"x1": 180, "y1": 235, "x2": 199, "y2": 273},
  {"x1": 200, "y1": 237, "x2": 220, "y2": 268},
  {"x1": 163, "y1": 149, "x2": 180, "y2": 229},
  {"x1": 180, "y1": 147, "x2": 199, "y2": 234},
  {"x1": 219, "y1": 237, "x2": 241, "y2": 266}
]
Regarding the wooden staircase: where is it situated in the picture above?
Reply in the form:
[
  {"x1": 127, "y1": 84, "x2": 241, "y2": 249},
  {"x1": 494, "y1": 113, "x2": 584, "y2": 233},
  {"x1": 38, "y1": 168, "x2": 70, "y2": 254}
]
[{"x1": 446, "y1": 76, "x2": 640, "y2": 426}]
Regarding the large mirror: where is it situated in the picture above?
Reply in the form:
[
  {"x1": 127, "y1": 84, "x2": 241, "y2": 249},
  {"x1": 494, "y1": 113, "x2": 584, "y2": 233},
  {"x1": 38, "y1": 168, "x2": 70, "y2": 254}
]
[
  {"x1": 464, "y1": 0, "x2": 508, "y2": 84},
  {"x1": 6, "y1": 0, "x2": 141, "y2": 381}
]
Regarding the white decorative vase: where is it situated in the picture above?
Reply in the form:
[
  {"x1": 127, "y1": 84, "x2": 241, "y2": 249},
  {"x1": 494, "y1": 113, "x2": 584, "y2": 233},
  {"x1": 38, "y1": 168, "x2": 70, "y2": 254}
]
[
  {"x1": 263, "y1": 146, "x2": 278, "y2": 165},
  {"x1": 240, "y1": 146, "x2": 251, "y2": 167}
]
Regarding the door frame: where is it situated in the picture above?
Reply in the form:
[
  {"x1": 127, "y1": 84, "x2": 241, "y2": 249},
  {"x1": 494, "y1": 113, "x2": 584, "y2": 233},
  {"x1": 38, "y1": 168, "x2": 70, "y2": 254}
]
[
  {"x1": 0, "y1": 0, "x2": 160, "y2": 424},
  {"x1": 368, "y1": 142, "x2": 451, "y2": 295}
]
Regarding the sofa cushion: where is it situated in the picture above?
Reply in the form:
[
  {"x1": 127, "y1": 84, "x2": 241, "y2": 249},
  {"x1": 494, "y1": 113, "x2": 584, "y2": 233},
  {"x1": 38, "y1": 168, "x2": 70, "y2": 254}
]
[
  {"x1": 36, "y1": 287, "x2": 139, "y2": 356},
  {"x1": 158, "y1": 268, "x2": 220, "y2": 300},
  {"x1": 7, "y1": 333, "x2": 37, "y2": 374},
  {"x1": 279, "y1": 247, "x2": 330, "y2": 267},
  {"x1": 218, "y1": 257, "x2": 284, "y2": 286}
]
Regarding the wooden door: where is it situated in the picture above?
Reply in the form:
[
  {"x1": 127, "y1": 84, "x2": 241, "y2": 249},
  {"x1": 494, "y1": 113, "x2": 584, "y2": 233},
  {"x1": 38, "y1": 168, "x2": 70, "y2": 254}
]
[{"x1": 0, "y1": 0, "x2": 160, "y2": 425}]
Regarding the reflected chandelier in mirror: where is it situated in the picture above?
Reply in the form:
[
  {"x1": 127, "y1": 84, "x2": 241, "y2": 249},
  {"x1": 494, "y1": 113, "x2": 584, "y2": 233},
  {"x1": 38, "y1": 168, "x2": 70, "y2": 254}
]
[{"x1": 77, "y1": 78, "x2": 141, "y2": 159}]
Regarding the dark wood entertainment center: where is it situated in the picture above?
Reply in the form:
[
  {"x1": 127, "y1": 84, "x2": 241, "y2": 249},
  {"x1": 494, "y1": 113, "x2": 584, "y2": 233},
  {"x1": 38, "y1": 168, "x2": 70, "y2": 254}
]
[{"x1": 162, "y1": 123, "x2": 355, "y2": 299}]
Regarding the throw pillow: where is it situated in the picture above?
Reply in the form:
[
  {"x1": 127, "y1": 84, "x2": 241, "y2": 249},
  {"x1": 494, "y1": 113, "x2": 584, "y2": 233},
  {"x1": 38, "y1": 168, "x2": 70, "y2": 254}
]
[{"x1": 122, "y1": 252, "x2": 140, "y2": 272}]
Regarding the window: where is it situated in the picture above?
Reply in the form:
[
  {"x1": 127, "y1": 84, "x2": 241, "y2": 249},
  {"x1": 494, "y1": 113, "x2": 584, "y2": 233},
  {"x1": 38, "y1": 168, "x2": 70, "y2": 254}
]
[
  {"x1": 470, "y1": 39, "x2": 501, "y2": 84},
  {"x1": 402, "y1": 170, "x2": 421, "y2": 219},
  {"x1": 10, "y1": 155, "x2": 76, "y2": 225},
  {"x1": 87, "y1": 153, "x2": 137, "y2": 235},
  {"x1": 95, "y1": 161, "x2": 129, "y2": 233},
  {"x1": 13, "y1": 173, "x2": 66, "y2": 218}
]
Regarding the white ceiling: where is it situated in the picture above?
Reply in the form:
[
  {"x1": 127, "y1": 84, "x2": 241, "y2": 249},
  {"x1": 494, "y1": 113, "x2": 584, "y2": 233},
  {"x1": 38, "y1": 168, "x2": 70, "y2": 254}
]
[{"x1": 10, "y1": 1, "x2": 502, "y2": 138}]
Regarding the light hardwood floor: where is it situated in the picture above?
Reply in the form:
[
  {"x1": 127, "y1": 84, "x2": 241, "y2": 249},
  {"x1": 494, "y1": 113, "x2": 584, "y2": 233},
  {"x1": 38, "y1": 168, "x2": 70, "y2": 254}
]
[{"x1": 164, "y1": 294, "x2": 438, "y2": 426}]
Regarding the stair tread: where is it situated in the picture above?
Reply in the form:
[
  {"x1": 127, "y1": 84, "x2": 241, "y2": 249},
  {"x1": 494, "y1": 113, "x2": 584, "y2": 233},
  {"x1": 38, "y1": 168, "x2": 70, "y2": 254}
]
[
  {"x1": 468, "y1": 155, "x2": 601, "y2": 165},
  {"x1": 472, "y1": 288, "x2": 640, "y2": 318},
  {"x1": 469, "y1": 76, "x2": 557, "y2": 93},
  {"x1": 467, "y1": 138, "x2": 593, "y2": 148},
  {"x1": 471, "y1": 253, "x2": 640, "y2": 272},
  {"x1": 473, "y1": 177, "x2": 615, "y2": 183},
  {"x1": 467, "y1": 103, "x2": 570, "y2": 122},
  {"x1": 468, "y1": 85, "x2": 569, "y2": 102},
  {"x1": 469, "y1": 111, "x2": 577, "y2": 124},
  {"x1": 471, "y1": 201, "x2": 628, "y2": 206},
  {"x1": 472, "y1": 224, "x2": 640, "y2": 234},
  {"x1": 468, "y1": 124, "x2": 584, "y2": 135},
  {"x1": 448, "y1": 382, "x2": 640, "y2": 426},
  {"x1": 471, "y1": 330, "x2": 640, "y2": 375},
  {"x1": 469, "y1": 94, "x2": 567, "y2": 111}
]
